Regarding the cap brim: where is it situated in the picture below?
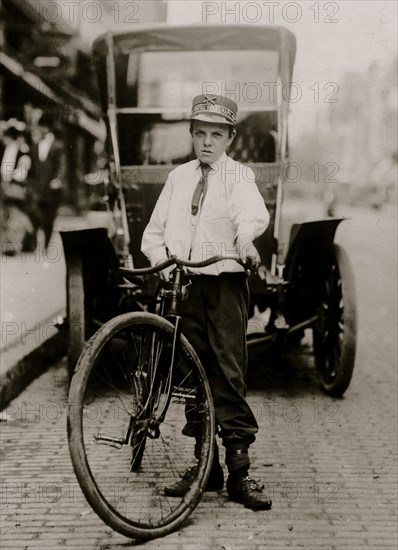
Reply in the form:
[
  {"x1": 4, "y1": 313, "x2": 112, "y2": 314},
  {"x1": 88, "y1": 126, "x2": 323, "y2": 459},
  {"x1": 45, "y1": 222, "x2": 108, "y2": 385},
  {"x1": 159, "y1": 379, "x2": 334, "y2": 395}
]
[{"x1": 190, "y1": 113, "x2": 234, "y2": 125}]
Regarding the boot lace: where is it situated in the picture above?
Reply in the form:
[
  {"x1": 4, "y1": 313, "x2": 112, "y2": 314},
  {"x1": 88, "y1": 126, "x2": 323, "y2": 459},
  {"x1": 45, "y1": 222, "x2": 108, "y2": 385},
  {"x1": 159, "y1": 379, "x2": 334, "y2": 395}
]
[{"x1": 244, "y1": 476, "x2": 265, "y2": 493}]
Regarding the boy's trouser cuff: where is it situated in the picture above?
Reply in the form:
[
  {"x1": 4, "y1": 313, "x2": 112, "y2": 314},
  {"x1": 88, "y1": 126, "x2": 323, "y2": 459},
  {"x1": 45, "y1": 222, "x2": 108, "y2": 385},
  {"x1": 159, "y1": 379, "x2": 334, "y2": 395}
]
[{"x1": 225, "y1": 449, "x2": 250, "y2": 473}]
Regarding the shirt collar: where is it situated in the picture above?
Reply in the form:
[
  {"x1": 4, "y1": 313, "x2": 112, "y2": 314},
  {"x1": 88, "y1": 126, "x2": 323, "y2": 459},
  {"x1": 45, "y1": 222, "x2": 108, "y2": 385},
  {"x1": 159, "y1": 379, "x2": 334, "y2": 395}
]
[{"x1": 196, "y1": 151, "x2": 228, "y2": 172}]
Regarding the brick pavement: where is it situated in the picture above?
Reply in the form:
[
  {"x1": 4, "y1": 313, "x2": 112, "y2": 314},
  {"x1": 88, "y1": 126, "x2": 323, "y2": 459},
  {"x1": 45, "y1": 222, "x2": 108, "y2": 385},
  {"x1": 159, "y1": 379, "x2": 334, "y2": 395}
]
[
  {"x1": 1, "y1": 340, "x2": 397, "y2": 550},
  {"x1": 0, "y1": 205, "x2": 397, "y2": 549}
]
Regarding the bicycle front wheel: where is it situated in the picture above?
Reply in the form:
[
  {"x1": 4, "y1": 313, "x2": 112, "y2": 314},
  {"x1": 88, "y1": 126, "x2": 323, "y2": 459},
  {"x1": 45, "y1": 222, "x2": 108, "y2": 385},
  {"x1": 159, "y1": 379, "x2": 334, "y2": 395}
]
[{"x1": 67, "y1": 312, "x2": 215, "y2": 540}]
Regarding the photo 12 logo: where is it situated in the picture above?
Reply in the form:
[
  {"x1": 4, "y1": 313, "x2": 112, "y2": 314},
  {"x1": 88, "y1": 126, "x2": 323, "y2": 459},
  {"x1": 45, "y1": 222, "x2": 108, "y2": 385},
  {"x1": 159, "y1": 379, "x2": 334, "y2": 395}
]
[
  {"x1": 23, "y1": 1, "x2": 140, "y2": 25},
  {"x1": 202, "y1": 1, "x2": 340, "y2": 24},
  {"x1": 202, "y1": 81, "x2": 340, "y2": 105}
]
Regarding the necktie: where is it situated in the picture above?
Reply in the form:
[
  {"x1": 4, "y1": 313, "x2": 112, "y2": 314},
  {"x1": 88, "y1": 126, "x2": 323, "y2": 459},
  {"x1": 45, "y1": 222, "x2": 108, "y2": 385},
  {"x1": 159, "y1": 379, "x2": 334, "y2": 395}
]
[{"x1": 191, "y1": 163, "x2": 211, "y2": 215}]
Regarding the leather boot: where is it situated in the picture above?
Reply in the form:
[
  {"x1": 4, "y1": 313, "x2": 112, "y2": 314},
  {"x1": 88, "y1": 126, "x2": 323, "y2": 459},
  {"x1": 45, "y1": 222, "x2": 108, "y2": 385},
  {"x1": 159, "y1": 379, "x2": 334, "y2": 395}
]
[
  {"x1": 227, "y1": 474, "x2": 272, "y2": 510},
  {"x1": 164, "y1": 446, "x2": 224, "y2": 497}
]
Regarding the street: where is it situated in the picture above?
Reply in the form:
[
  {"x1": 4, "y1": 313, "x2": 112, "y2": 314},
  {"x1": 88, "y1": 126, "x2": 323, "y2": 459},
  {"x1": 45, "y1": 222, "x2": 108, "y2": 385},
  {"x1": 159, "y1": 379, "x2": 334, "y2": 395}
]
[{"x1": 0, "y1": 203, "x2": 397, "y2": 550}]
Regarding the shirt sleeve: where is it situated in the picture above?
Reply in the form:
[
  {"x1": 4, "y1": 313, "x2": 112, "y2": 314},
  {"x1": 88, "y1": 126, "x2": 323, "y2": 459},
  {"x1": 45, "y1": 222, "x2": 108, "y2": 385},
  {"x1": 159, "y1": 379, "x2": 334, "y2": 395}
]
[
  {"x1": 12, "y1": 154, "x2": 31, "y2": 183},
  {"x1": 141, "y1": 172, "x2": 173, "y2": 266},
  {"x1": 228, "y1": 165, "x2": 270, "y2": 241}
]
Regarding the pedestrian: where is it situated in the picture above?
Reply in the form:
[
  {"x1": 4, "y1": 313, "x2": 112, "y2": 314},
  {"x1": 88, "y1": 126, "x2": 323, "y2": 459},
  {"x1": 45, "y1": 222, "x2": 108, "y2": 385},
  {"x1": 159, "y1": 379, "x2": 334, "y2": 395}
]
[
  {"x1": 0, "y1": 125, "x2": 33, "y2": 255},
  {"x1": 30, "y1": 114, "x2": 66, "y2": 250},
  {"x1": 141, "y1": 94, "x2": 272, "y2": 510}
]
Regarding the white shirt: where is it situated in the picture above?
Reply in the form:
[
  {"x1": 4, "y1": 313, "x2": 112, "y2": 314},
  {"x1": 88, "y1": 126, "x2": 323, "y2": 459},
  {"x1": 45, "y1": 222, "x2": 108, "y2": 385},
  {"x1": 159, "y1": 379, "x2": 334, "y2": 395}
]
[
  {"x1": 141, "y1": 153, "x2": 270, "y2": 275},
  {"x1": 1, "y1": 141, "x2": 19, "y2": 182},
  {"x1": 38, "y1": 132, "x2": 54, "y2": 162},
  {"x1": 12, "y1": 152, "x2": 31, "y2": 183}
]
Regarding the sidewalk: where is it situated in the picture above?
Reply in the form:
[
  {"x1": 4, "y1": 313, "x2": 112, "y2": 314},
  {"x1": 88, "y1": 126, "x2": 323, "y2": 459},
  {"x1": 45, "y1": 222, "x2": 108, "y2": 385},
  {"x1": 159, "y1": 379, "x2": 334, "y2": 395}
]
[{"x1": 0, "y1": 215, "x2": 89, "y2": 409}]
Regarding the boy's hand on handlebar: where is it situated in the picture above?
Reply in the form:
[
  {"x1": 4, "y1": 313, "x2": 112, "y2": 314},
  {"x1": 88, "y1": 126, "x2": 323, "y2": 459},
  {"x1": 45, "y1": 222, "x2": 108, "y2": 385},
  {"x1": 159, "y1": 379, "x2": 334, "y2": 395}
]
[{"x1": 236, "y1": 234, "x2": 261, "y2": 273}]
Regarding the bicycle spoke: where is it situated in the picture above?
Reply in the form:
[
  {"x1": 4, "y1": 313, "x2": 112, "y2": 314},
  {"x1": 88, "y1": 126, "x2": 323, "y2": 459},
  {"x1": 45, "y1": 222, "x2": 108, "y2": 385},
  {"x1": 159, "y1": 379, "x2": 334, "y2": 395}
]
[{"x1": 68, "y1": 313, "x2": 214, "y2": 539}]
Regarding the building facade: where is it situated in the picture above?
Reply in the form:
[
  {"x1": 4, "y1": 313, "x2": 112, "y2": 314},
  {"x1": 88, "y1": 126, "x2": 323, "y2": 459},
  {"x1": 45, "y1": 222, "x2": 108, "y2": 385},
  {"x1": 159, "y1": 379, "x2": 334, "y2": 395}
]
[{"x1": 0, "y1": 0, "x2": 167, "y2": 210}]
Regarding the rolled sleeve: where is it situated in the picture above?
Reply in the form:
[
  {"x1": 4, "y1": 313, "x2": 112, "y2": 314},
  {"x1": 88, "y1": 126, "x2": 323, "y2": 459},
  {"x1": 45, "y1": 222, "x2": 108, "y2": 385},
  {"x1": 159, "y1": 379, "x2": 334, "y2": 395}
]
[{"x1": 229, "y1": 166, "x2": 270, "y2": 242}]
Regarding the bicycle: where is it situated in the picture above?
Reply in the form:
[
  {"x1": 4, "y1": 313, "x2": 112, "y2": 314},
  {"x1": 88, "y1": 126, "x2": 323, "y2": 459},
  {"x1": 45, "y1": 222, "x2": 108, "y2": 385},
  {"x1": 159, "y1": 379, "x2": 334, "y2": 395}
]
[{"x1": 67, "y1": 254, "x2": 248, "y2": 540}]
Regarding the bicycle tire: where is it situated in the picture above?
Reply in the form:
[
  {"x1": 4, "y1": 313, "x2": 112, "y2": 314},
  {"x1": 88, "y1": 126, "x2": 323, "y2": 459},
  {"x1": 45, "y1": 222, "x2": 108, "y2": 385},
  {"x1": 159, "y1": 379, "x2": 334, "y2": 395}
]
[{"x1": 67, "y1": 312, "x2": 215, "y2": 540}]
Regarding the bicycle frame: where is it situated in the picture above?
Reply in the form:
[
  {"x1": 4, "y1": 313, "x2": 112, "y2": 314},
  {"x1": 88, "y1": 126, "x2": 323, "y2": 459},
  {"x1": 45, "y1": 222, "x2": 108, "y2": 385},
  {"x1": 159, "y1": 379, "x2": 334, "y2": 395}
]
[{"x1": 94, "y1": 262, "x2": 194, "y2": 448}]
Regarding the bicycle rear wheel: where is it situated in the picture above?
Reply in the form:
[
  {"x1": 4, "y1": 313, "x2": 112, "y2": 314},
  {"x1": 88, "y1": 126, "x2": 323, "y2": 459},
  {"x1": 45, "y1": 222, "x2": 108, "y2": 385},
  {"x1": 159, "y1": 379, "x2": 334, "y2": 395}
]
[{"x1": 67, "y1": 312, "x2": 215, "y2": 540}]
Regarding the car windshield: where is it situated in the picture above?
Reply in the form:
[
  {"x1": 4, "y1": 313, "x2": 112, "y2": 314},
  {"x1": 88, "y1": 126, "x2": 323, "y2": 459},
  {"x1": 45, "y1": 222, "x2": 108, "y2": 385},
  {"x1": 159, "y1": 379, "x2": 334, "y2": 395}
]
[
  {"x1": 117, "y1": 50, "x2": 279, "y2": 110},
  {"x1": 112, "y1": 49, "x2": 279, "y2": 164}
]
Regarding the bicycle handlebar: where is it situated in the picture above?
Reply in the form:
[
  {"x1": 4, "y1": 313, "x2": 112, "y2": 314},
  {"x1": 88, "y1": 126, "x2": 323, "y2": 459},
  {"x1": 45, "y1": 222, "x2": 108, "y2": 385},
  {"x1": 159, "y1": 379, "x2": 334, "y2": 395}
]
[{"x1": 119, "y1": 254, "x2": 248, "y2": 278}]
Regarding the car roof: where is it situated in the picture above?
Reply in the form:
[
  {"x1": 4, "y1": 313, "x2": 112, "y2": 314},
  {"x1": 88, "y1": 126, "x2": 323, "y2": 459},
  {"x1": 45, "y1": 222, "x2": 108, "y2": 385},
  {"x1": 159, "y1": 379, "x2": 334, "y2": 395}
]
[{"x1": 93, "y1": 23, "x2": 296, "y2": 72}]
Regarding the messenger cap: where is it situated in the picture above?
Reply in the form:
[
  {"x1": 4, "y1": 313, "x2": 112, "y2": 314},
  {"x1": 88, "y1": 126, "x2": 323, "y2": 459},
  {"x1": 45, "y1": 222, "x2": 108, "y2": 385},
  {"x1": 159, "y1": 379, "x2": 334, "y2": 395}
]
[{"x1": 190, "y1": 94, "x2": 237, "y2": 126}]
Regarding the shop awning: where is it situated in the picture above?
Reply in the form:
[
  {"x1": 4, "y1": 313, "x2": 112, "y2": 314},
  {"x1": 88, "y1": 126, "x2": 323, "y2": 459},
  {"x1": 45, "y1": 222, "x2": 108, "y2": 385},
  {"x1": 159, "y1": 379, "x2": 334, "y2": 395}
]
[{"x1": 0, "y1": 50, "x2": 105, "y2": 141}]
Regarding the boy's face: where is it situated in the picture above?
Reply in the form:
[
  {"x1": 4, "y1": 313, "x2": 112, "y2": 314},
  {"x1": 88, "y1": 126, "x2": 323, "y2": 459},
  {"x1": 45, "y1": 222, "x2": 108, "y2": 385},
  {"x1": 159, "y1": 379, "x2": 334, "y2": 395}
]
[{"x1": 191, "y1": 120, "x2": 235, "y2": 164}]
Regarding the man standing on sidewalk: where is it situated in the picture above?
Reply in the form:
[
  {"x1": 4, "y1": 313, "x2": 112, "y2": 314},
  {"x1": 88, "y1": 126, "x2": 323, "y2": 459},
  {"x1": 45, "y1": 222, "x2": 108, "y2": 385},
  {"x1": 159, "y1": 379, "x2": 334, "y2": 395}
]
[
  {"x1": 1, "y1": 125, "x2": 33, "y2": 255},
  {"x1": 141, "y1": 94, "x2": 272, "y2": 510},
  {"x1": 30, "y1": 114, "x2": 66, "y2": 250}
]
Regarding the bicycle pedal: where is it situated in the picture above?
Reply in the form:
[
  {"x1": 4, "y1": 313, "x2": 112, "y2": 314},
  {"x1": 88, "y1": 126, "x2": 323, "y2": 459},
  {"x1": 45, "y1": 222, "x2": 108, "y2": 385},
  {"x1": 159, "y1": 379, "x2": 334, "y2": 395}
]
[{"x1": 172, "y1": 386, "x2": 197, "y2": 401}]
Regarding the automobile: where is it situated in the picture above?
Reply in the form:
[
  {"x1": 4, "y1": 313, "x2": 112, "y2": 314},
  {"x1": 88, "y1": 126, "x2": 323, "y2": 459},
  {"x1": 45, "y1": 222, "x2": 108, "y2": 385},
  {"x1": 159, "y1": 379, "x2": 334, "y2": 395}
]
[{"x1": 61, "y1": 23, "x2": 357, "y2": 398}]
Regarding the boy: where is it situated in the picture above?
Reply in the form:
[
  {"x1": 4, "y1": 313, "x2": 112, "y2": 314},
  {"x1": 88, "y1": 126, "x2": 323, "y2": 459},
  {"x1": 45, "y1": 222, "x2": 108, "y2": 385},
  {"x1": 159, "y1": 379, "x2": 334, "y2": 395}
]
[{"x1": 141, "y1": 94, "x2": 272, "y2": 510}]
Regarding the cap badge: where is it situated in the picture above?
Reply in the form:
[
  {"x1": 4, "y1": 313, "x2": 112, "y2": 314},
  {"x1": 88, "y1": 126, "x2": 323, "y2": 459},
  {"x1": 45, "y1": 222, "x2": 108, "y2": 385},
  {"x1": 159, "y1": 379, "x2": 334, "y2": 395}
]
[{"x1": 203, "y1": 95, "x2": 218, "y2": 106}]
